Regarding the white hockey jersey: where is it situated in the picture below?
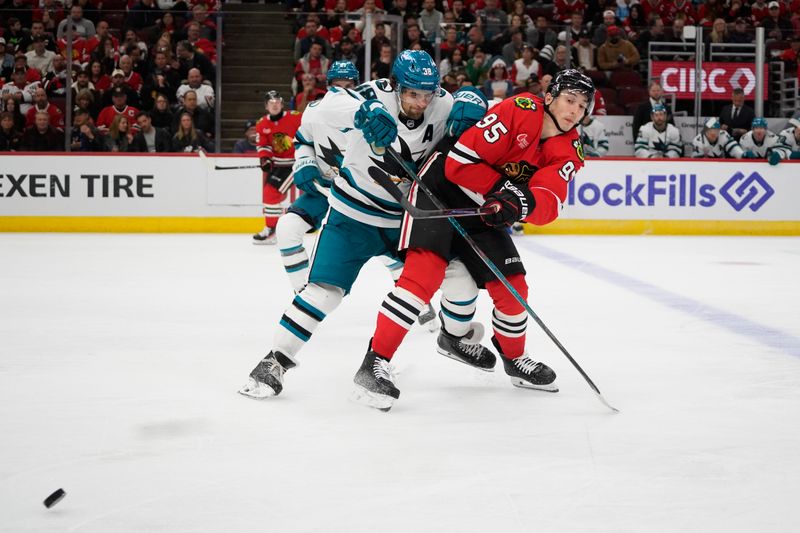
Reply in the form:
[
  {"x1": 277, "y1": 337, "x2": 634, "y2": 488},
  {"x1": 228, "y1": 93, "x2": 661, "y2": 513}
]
[
  {"x1": 777, "y1": 125, "x2": 800, "y2": 152},
  {"x1": 691, "y1": 129, "x2": 744, "y2": 159},
  {"x1": 326, "y1": 79, "x2": 454, "y2": 228},
  {"x1": 578, "y1": 118, "x2": 609, "y2": 157},
  {"x1": 0, "y1": 81, "x2": 41, "y2": 115},
  {"x1": 739, "y1": 129, "x2": 790, "y2": 159},
  {"x1": 634, "y1": 122, "x2": 683, "y2": 158}
]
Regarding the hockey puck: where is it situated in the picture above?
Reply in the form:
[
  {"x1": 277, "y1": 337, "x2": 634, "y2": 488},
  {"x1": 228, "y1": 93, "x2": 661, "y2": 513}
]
[{"x1": 43, "y1": 488, "x2": 66, "y2": 509}]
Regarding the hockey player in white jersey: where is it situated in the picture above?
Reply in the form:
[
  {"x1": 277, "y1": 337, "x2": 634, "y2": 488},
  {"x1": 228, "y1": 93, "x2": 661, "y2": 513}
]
[
  {"x1": 280, "y1": 61, "x2": 440, "y2": 329},
  {"x1": 691, "y1": 117, "x2": 745, "y2": 159},
  {"x1": 578, "y1": 114, "x2": 608, "y2": 157},
  {"x1": 775, "y1": 118, "x2": 800, "y2": 162},
  {"x1": 739, "y1": 117, "x2": 791, "y2": 165},
  {"x1": 239, "y1": 50, "x2": 493, "y2": 401},
  {"x1": 635, "y1": 104, "x2": 683, "y2": 158}
]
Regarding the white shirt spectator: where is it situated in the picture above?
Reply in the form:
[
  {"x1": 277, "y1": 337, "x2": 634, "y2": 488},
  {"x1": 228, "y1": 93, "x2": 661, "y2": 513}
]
[{"x1": 25, "y1": 49, "x2": 57, "y2": 76}]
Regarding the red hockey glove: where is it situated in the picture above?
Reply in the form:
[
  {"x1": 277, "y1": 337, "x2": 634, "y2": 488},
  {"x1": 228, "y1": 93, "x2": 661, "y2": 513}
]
[{"x1": 480, "y1": 180, "x2": 536, "y2": 228}]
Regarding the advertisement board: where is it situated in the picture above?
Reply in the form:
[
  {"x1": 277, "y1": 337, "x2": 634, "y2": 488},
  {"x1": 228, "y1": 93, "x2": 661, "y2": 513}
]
[{"x1": 650, "y1": 61, "x2": 769, "y2": 100}]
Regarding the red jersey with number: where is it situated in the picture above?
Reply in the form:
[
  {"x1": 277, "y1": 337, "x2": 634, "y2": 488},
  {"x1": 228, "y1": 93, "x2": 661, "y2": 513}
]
[
  {"x1": 444, "y1": 93, "x2": 584, "y2": 226},
  {"x1": 255, "y1": 110, "x2": 302, "y2": 168}
]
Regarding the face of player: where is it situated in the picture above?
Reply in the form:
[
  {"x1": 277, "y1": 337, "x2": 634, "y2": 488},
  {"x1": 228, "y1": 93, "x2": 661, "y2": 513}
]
[
  {"x1": 547, "y1": 90, "x2": 589, "y2": 131},
  {"x1": 752, "y1": 127, "x2": 766, "y2": 142},
  {"x1": 266, "y1": 98, "x2": 283, "y2": 116},
  {"x1": 705, "y1": 128, "x2": 720, "y2": 143},
  {"x1": 399, "y1": 87, "x2": 434, "y2": 119},
  {"x1": 330, "y1": 78, "x2": 355, "y2": 89},
  {"x1": 652, "y1": 111, "x2": 667, "y2": 128}
]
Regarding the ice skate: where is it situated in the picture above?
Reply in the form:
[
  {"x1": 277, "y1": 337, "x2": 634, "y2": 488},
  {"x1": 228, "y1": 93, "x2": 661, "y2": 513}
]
[
  {"x1": 437, "y1": 321, "x2": 496, "y2": 371},
  {"x1": 417, "y1": 303, "x2": 440, "y2": 332},
  {"x1": 252, "y1": 227, "x2": 277, "y2": 245},
  {"x1": 238, "y1": 350, "x2": 296, "y2": 398},
  {"x1": 492, "y1": 337, "x2": 558, "y2": 392},
  {"x1": 352, "y1": 346, "x2": 400, "y2": 411}
]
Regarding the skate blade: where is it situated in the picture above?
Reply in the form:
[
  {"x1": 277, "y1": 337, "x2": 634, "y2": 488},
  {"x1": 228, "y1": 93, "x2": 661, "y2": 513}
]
[
  {"x1": 418, "y1": 313, "x2": 440, "y2": 333},
  {"x1": 510, "y1": 377, "x2": 558, "y2": 392},
  {"x1": 237, "y1": 380, "x2": 278, "y2": 399},
  {"x1": 436, "y1": 347, "x2": 495, "y2": 372},
  {"x1": 252, "y1": 240, "x2": 277, "y2": 246},
  {"x1": 350, "y1": 385, "x2": 395, "y2": 411}
]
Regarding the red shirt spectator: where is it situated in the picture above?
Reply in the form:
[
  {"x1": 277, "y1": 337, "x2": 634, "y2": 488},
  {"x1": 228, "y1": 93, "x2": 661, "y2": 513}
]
[
  {"x1": 639, "y1": 0, "x2": 663, "y2": 22},
  {"x1": 553, "y1": 0, "x2": 585, "y2": 23},
  {"x1": 25, "y1": 87, "x2": 65, "y2": 130},
  {"x1": 57, "y1": 35, "x2": 89, "y2": 65},
  {"x1": 85, "y1": 20, "x2": 119, "y2": 57},
  {"x1": 659, "y1": 0, "x2": 696, "y2": 26},
  {"x1": 97, "y1": 102, "x2": 140, "y2": 131}
]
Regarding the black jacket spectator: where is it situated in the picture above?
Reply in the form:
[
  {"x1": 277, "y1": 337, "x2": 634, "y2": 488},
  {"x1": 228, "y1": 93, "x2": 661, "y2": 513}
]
[
  {"x1": 21, "y1": 124, "x2": 64, "y2": 151},
  {"x1": 171, "y1": 129, "x2": 213, "y2": 152},
  {"x1": 127, "y1": 0, "x2": 161, "y2": 32},
  {"x1": 135, "y1": 126, "x2": 172, "y2": 153},
  {"x1": 0, "y1": 115, "x2": 22, "y2": 151},
  {"x1": 176, "y1": 42, "x2": 215, "y2": 83},
  {"x1": 172, "y1": 104, "x2": 213, "y2": 139},
  {"x1": 151, "y1": 106, "x2": 174, "y2": 135}
]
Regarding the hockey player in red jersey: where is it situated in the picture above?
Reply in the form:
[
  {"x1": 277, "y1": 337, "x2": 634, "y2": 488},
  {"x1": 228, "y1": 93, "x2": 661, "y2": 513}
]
[
  {"x1": 253, "y1": 90, "x2": 303, "y2": 244},
  {"x1": 354, "y1": 69, "x2": 595, "y2": 409}
]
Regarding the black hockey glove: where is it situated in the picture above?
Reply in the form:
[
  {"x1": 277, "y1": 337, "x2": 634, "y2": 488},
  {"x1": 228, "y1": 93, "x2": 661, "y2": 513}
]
[
  {"x1": 480, "y1": 179, "x2": 536, "y2": 228},
  {"x1": 260, "y1": 156, "x2": 273, "y2": 173}
]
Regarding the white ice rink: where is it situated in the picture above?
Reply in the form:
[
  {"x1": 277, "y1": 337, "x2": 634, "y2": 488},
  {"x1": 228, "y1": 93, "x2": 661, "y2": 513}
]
[{"x1": 1, "y1": 233, "x2": 799, "y2": 533}]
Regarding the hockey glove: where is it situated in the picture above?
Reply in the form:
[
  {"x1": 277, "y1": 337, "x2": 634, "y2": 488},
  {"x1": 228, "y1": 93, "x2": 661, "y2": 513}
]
[
  {"x1": 354, "y1": 99, "x2": 398, "y2": 148},
  {"x1": 266, "y1": 165, "x2": 292, "y2": 190},
  {"x1": 791, "y1": 151, "x2": 800, "y2": 160},
  {"x1": 480, "y1": 179, "x2": 536, "y2": 229},
  {"x1": 446, "y1": 86, "x2": 488, "y2": 138},
  {"x1": 293, "y1": 156, "x2": 324, "y2": 194},
  {"x1": 742, "y1": 150, "x2": 758, "y2": 159},
  {"x1": 260, "y1": 156, "x2": 273, "y2": 173},
  {"x1": 767, "y1": 151, "x2": 782, "y2": 166}
]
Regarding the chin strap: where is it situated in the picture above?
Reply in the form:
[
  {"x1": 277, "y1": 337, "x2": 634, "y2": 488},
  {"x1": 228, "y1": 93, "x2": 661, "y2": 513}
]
[{"x1": 268, "y1": 111, "x2": 284, "y2": 122}]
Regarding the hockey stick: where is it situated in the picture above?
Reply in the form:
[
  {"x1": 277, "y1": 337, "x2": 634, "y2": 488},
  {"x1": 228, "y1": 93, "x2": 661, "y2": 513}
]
[
  {"x1": 369, "y1": 167, "x2": 498, "y2": 219},
  {"x1": 383, "y1": 145, "x2": 619, "y2": 413},
  {"x1": 197, "y1": 149, "x2": 262, "y2": 170}
]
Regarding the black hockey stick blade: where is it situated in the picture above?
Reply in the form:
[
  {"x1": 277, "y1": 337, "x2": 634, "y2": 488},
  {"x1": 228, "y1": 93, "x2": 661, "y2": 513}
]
[
  {"x1": 215, "y1": 163, "x2": 262, "y2": 170},
  {"x1": 367, "y1": 166, "x2": 496, "y2": 219}
]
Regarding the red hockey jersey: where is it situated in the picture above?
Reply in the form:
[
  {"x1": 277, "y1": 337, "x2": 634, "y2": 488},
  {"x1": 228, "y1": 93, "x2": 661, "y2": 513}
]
[
  {"x1": 255, "y1": 110, "x2": 302, "y2": 168},
  {"x1": 445, "y1": 93, "x2": 584, "y2": 226}
]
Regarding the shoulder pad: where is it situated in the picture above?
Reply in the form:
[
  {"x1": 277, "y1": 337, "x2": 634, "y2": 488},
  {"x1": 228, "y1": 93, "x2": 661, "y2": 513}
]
[{"x1": 374, "y1": 79, "x2": 394, "y2": 93}]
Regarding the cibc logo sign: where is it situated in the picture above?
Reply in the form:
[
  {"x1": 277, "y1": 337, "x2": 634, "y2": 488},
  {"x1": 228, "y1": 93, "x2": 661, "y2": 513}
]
[
  {"x1": 719, "y1": 171, "x2": 774, "y2": 212},
  {"x1": 567, "y1": 171, "x2": 774, "y2": 212}
]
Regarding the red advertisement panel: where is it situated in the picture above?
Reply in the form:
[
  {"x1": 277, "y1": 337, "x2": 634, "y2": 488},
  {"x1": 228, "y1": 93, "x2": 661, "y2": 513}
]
[{"x1": 651, "y1": 62, "x2": 769, "y2": 100}]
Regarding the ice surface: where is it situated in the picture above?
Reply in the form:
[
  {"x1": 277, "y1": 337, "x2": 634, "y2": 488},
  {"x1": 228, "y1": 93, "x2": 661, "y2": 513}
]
[{"x1": 1, "y1": 234, "x2": 798, "y2": 533}]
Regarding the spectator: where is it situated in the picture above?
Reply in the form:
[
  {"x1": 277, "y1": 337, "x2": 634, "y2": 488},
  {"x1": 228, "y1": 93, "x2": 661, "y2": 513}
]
[
  {"x1": 418, "y1": 0, "x2": 443, "y2": 41},
  {"x1": 42, "y1": 54, "x2": 69, "y2": 98},
  {"x1": 142, "y1": 51, "x2": 181, "y2": 108},
  {"x1": 579, "y1": 114, "x2": 609, "y2": 157},
  {"x1": 761, "y1": 1, "x2": 793, "y2": 41},
  {"x1": 127, "y1": 0, "x2": 161, "y2": 33},
  {"x1": 638, "y1": 17, "x2": 667, "y2": 60},
  {"x1": 97, "y1": 86, "x2": 140, "y2": 131},
  {"x1": 725, "y1": 0, "x2": 751, "y2": 23},
  {"x1": 371, "y1": 43, "x2": 394, "y2": 80},
  {"x1": 777, "y1": 118, "x2": 800, "y2": 160},
  {"x1": 176, "y1": 40, "x2": 215, "y2": 83},
  {"x1": 439, "y1": 48, "x2": 467, "y2": 81},
  {"x1": 135, "y1": 111, "x2": 172, "y2": 153},
  {"x1": 404, "y1": 24, "x2": 434, "y2": 55},
  {"x1": 516, "y1": 73, "x2": 542, "y2": 97},
  {"x1": 176, "y1": 68, "x2": 215, "y2": 109},
  {"x1": 664, "y1": 16, "x2": 692, "y2": 51},
  {"x1": 151, "y1": 94, "x2": 175, "y2": 134},
  {"x1": 173, "y1": 90, "x2": 214, "y2": 138},
  {"x1": 0, "y1": 111, "x2": 23, "y2": 151},
  {"x1": 632, "y1": 80, "x2": 674, "y2": 140},
  {"x1": 1, "y1": 69, "x2": 40, "y2": 115},
  {"x1": 333, "y1": 36, "x2": 359, "y2": 65},
  {"x1": 511, "y1": 44, "x2": 542, "y2": 87},
  {"x1": 171, "y1": 112, "x2": 212, "y2": 152},
  {"x1": 592, "y1": 9, "x2": 620, "y2": 47},
  {"x1": 293, "y1": 73, "x2": 327, "y2": 112},
  {"x1": 691, "y1": 117, "x2": 745, "y2": 158},
  {"x1": 705, "y1": 18, "x2": 730, "y2": 50},
  {"x1": 739, "y1": 117, "x2": 791, "y2": 164},
  {"x1": 185, "y1": 22, "x2": 217, "y2": 63},
  {"x1": 502, "y1": 29, "x2": 527, "y2": 66},
  {"x1": 57, "y1": 24, "x2": 90, "y2": 66},
  {"x1": 188, "y1": 3, "x2": 217, "y2": 42},
  {"x1": 21, "y1": 110, "x2": 64, "y2": 151},
  {"x1": 635, "y1": 104, "x2": 683, "y2": 158},
  {"x1": 103, "y1": 114, "x2": 136, "y2": 152},
  {"x1": 118, "y1": 55, "x2": 144, "y2": 94},
  {"x1": 232, "y1": 119, "x2": 258, "y2": 154},
  {"x1": 119, "y1": 29, "x2": 149, "y2": 61},
  {"x1": 750, "y1": 0, "x2": 771, "y2": 24},
  {"x1": 510, "y1": 1, "x2": 534, "y2": 29},
  {"x1": 451, "y1": 0, "x2": 477, "y2": 26},
  {"x1": 623, "y1": 4, "x2": 647, "y2": 39},
  {"x1": 616, "y1": 0, "x2": 634, "y2": 22},
  {"x1": 88, "y1": 60, "x2": 112, "y2": 94},
  {"x1": 481, "y1": 58, "x2": 514, "y2": 100},
  {"x1": 363, "y1": 22, "x2": 390, "y2": 64},
  {"x1": 477, "y1": 0, "x2": 509, "y2": 42},
  {"x1": 3, "y1": 17, "x2": 27, "y2": 54},
  {"x1": 573, "y1": 30, "x2": 597, "y2": 71},
  {"x1": 102, "y1": 69, "x2": 141, "y2": 108},
  {"x1": 527, "y1": 16, "x2": 558, "y2": 53},
  {"x1": 660, "y1": 0, "x2": 697, "y2": 26},
  {"x1": 597, "y1": 26, "x2": 640, "y2": 72},
  {"x1": 465, "y1": 47, "x2": 490, "y2": 86},
  {"x1": 57, "y1": 5, "x2": 96, "y2": 40},
  {"x1": 0, "y1": 39, "x2": 15, "y2": 81},
  {"x1": 353, "y1": 0, "x2": 386, "y2": 35},
  {"x1": 566, "y1": 11, "x2": 587, "y2": 43},
  {"x1": 25, "y1": 36, "x2": 58, "y2": 77},
  {"x1": 719, "y1": 88, "x2": 755, "y2": 141},
  {"x1": 69, "y1": 109, "x2": 105, "y2": 151},
  {"x1": 74, "y1": 88, "x2": 100, "y2": 121},
  {"x1": 25, "y1": 87, "x2": 64, "y2": 130},
  {"x1": 85, "y1": 20, "x2": 118, "y2": 58},
  {"x1": 554, "y1": 0, "x2": 586, "y2": 24},
  {"x1": 18, "y1": 21, "x2": 57, "y2": 55},
  {"x1": 293, "y1": 41, "x2": 329, "y2": 90},
  {"x1": 3, "y1": 96, "x2": 27, "y2": 131},
  {"x1": 728, "y1": 17, "x2": 754, "y2": 45},
  {"x1": 544, "y1": 45, "x2": 575, "y2": 77}
]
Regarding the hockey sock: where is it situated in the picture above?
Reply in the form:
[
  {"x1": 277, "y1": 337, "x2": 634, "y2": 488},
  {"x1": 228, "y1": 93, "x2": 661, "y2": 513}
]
[
  {"x1": 273, "y1": 282, "x2": 344, "y2": 358},
  {"x1": 276, "y1": 212, "x2": 314, "y2": 293},
  {"x1": 485, "y1": 274, "x2": 528, "y2": 358},
  {"x1": 377, "y1": 253, "x2": 404, "y2": 283},
  {"x1": 439, "y1": 259, "x2": 479, "y2": 338},
  {"x1": 372, "y1": 249, "x2": 447, "y2": 359},
  {"x1": 263, "y1": 182, "x2": 285, "y2": 227}
]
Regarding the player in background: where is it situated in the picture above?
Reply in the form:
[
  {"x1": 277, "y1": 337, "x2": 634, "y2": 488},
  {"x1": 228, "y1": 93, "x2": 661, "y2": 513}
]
[
  {"x1": 578, "y1": 113, "x2": 608, "y2": 157},
  {"x1": 691, "y1": 117, "x2": 745, "y2": 159},
  {"x1": 252, "y1": 90, "x2": 303, "y2": 245},
  {"x1": 774, "y1": 118, "x2": 800, "y2": 163},
  {"x1": 739, "y1": 117, "x2": 791, "y2": 165},
  {"x1": 634, "y1": 104, "x2": 683, "y2": 158},
  {"x1": 238, "y1": 50, "x2": 492, "y2": 401},
  {"x1": 280, "y1": 60, "x2": 441, "y2": 330},
  {"x1": 353, "y1": 69, "x2": 595, "y2": 410}
]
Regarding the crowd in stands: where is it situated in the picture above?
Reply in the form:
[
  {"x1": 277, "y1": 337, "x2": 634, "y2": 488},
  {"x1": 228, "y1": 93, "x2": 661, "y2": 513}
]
[{"x1": 0, "y1": 0, "x2": 219, "y2": 152}]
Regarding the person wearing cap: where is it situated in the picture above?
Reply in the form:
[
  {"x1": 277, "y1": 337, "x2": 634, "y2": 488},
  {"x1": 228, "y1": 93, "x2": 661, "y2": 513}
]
[
  {"x1": 597, "y1": 25, "x2": 640, "y2": 71},
  {"x1": 481, "y1": 57, "x2": 514, "y2": 100},
  {"x1": 96, "y1": 86, "x2": 140, "y2": 131},
  {"x1": 635, "y1": 103, "x2": 683, "y2": 158},
  {"x1": 777, "y1": 118, "x2": 800, "y2": 161},
  {"x1": 25, "y1": 36, "x2": 57, "y2": 77},
  {"x1": 691, "y1": 117, "x2": 745, "y2": 159},
  {"x1": 591, "y1": 9, "x2": 620, "y2": 47},
  {"x1": 511, "y1": 44, "x2": 542, "y2": 88},
  {"x1": 761, "y1": 1, "x2": 793, "y2": 40},
  {"x1": 101, "y1": 69, "x2": 141, "y2": 108},
  {"x1": 232, "y1": 120, "x2": 258, "y2": 154},
  {"x1": 719, "y1": 87, "x2": 755, "y2": 141},
  {"x1": 135, "y1": 111, "x2": 171, "y2": 153},
  {"x1": 740, "y1": 117, "x2": 792, "y2": 165},
  {"x1": 728, "y1": 16, "x2": 754, "y2": 45},
  {"x1": 333, "y1": 36, "x2": 358, "y2": 65},
  {"x1": 0, "y1": 69, "x2": 41, "y2": 116}
]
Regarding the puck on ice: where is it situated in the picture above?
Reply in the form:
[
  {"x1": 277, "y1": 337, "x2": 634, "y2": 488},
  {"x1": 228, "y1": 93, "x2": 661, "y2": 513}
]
[{"x1": 43, "y1": 488, "x2": 66, "y2": 508}]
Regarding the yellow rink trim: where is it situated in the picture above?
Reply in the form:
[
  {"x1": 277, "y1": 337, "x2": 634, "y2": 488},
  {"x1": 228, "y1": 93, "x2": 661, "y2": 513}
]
[
  {"x1": 0, "y1": 216, "x2": 264, "y2": 233},
  {"x1": 524, "y1": 219, "x2": 800, "y2": 236},
  {"x1": 1, "y1": 217, "x2": 798, "y2": 235}
]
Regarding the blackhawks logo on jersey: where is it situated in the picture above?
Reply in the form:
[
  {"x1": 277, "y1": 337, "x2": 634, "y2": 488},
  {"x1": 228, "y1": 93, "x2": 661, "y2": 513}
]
[
  {"x1": 513, "y1": 97, "x2": 537, "y2": 111},
  {"x1": 272, "y1": 132, "x2": 294, "y2": 154},
  {"x1": 573, "y1": 139, "x2": 585, "y2": 162},
  {"x1": 502, "y1": 160, "x2": 536, "y2": 183}
]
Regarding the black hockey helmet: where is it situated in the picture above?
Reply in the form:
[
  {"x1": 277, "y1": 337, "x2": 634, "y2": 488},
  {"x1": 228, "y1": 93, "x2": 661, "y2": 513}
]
[
  {"x1": 264, "y1": 90, "x2": 283, "y2": 103},
  {"x1": 544, "y1": 69, "x2": 596, "y2": 132}
]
